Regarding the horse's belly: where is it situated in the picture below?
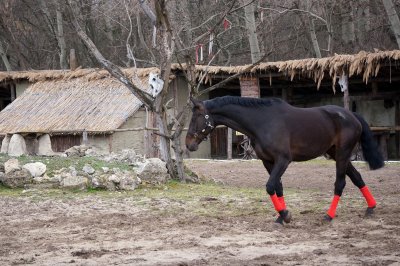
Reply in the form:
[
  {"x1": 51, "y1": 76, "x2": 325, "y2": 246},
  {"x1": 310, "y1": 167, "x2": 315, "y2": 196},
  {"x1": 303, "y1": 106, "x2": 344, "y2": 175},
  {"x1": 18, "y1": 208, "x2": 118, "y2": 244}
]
[{"x1": 290, "y1": 134, "x2": 333, "y2": 162}]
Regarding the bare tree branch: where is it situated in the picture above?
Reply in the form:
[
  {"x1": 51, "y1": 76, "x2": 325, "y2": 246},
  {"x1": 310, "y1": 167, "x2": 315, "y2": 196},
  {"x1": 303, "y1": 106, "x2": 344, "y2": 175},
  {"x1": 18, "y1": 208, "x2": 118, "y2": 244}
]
[
  {"x1": 66, "y1": 0, "x2": 153, "y2": 109},
  {"x1": 138, "y1": 0, "x2": 156, "y2": 25}
]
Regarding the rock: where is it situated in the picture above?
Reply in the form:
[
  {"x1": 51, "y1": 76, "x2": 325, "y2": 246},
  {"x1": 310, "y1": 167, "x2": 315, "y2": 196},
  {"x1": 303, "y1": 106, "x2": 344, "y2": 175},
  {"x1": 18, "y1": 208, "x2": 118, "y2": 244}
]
[
  {"x1": 37, "y1": 134, "x2": 54, "y2": 156},
  {"x1": 65, "y1": 145, "x2": 90, "y2": 157},
  {"x1": 1, "y1": 169, "x2": 32, "y2": 188},
  {"x1": 4, "y1": 158, "x2": 21, "y2": 174},
  {"x1": 102, "y1": 167, "x2": 109, "y2": 173},
  {"x1": 23, "y1": 162, "x2": 47, "y2": 177},
  {"x1": 33, "y1": 174, "x2": 52, "y2": 183},
  {"x1": 29, "y1": 174, "x2": 59, "y2": 189},
  {"x1": 101, "y1": 149, "x2": 144, "y2": 164},
  {"x1": 1, "y1": 135, "x2": 11, "y2": 153},
  {"x1": 108, "y1": 174, "x2": 122, "y2": 183},
  {"x1": 8, "y1": 134, "x2": 27, "y2": 157},
  {"x1": 136, "y1": 158, "x2": 170, "y2": 184},
  {"x1": 82, "y1": 164, "x2": 95, "y2": 175},
  {"x1": 87, "y1": 170, "x2": 141, "y2": 191},
  {"x1": 60, "y1": 174, "x2": 88, "y2": 190},
  {"x1": 119, "y1": 174, "x2": 140, "y2": 191},
  {"x1": 112, "y1": 168, "x2": 122, "y2": 174},
  {"x1": 89, "y1": 175, "x2": 116, "y2": 191},
  {"x1": 68, "y1": 166, "x2": 77, "y2": 177}
]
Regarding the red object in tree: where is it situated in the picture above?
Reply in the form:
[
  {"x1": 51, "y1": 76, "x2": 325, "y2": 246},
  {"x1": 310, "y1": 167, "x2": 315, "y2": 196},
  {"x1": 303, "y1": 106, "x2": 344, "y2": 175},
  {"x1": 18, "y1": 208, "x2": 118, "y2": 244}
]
[{"x1": 223, "y1": 18, "x2": 231, "y2": 30}]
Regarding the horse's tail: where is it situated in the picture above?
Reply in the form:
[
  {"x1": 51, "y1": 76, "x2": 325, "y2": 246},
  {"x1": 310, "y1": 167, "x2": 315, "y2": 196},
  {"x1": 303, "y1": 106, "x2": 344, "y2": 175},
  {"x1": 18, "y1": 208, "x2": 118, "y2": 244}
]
[{"x1": 353, "y1": 112, "x2": 384, "y2": 170}]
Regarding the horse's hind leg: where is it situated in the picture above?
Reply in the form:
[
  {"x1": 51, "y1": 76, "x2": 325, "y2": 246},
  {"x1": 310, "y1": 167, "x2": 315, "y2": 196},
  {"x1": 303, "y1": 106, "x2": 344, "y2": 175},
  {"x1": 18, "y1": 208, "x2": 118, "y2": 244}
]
[
  {"x1": 325, "y1": 148, "x2": 350, "y2": 221},
  {"x1": 346, "y1": 163, "x2": 377, "y2": 216}
]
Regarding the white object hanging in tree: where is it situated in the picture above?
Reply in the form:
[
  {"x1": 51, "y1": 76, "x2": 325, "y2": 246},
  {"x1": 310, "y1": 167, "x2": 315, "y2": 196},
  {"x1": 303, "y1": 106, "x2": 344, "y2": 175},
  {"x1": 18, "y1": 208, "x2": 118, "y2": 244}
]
[
  {"x1": 149, "y1": 72, "x2": 164, "y2": 97},
  {"x1": 338, "y1": 73, "x2": 348, "y2": 92}
]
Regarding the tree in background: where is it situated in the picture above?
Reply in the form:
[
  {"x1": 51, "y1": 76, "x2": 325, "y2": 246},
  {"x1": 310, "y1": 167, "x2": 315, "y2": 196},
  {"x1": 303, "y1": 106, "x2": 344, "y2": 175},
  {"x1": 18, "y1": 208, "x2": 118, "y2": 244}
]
[{"x1": 1, "y1": 0, "x2": 400, "y2": 71}]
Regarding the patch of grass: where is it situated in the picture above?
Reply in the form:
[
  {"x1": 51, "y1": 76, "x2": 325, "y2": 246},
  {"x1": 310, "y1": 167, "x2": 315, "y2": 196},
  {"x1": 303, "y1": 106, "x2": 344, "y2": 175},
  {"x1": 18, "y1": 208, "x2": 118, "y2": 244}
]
[{"x1": 0, "y1": 183, "x2": 24, "y2": 196}]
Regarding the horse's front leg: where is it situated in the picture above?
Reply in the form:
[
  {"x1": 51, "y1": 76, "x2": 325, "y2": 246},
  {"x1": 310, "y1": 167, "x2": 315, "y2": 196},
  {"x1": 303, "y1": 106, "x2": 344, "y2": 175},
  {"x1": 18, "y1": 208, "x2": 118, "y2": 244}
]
[{"x1": 263, "y1": 159, "x2": 292, "y2": 224}]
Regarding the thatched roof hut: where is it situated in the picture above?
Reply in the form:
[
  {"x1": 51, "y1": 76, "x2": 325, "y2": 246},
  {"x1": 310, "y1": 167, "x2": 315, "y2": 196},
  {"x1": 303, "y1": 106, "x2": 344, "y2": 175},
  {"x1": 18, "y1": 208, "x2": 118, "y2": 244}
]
[
  {"x1": 0, "y1": 68, "x2": 158, "y2": 135},
  {"x1": 176, "y1": 49, "x2": 400, "y2": 89}
]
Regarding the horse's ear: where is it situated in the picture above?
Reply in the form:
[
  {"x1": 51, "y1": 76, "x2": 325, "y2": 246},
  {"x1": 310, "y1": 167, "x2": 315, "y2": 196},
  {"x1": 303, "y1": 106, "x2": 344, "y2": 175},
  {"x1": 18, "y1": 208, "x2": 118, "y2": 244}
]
[{"x1": 190, "y1": 97, "x2": 203, "y2": 110}]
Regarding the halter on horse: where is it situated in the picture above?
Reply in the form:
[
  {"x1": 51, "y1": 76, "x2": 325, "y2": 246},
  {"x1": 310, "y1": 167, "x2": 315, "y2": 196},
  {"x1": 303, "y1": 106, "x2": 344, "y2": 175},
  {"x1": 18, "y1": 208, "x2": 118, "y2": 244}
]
[{"x1": 186, "y1": 96, "x2": 384, "y2": 224}]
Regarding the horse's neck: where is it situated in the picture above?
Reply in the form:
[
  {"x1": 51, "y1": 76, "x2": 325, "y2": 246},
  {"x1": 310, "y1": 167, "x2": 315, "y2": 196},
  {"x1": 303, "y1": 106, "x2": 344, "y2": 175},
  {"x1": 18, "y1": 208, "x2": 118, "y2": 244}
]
[{"x1": 211, "y1": 106, "x2": 256, "y2": 137}]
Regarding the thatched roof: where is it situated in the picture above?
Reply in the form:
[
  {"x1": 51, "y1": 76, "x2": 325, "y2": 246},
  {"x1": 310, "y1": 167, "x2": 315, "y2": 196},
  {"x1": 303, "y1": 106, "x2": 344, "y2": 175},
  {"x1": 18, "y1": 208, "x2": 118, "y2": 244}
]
[
  {"x1": 0, "y1": 74, "x2": 153, "y2": 134},
  {"x1": 0, "y1": 67, "x2": 160, "y2": 83},
  {"x1": 172, "y1": 49, "x2": 400, "y2": 88},
  {"x1": 1, "y1": 49, "x2": 399, "y2": 86}
]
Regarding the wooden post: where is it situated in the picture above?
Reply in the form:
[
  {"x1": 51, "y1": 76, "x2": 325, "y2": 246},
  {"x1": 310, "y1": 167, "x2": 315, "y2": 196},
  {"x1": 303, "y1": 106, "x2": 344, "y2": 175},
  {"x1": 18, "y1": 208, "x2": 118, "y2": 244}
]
[
  {"x1": 282, "y1": 88, "x2": 288, "y2": 101},
  {"x1": 379, "y1": 134, "x2": 388, "y2": 160},
  {"x1": 82, "y1": 129, "x2": 88, "y2": 145},
  {"x1": 371, "y1": 82, "x2": 378, "y2": 96},
  {"x1": 70, "y1": 49, "x2": 78, "y2": 70},
  {"x1": 340, "y1": 74, "x2": 350, "y2": 110},
  {"x1": 281, "y1": 87, "x2": 292, "y2": 101},
  {"x1": 343, "y1": 89, "x2": 350, "y2": 110},
  {"x1": 396, "y1": 100, "x2": 400, "y2": 158},
  {"x1": 227, "y1": 128, "x2": 232, "y2": 160},
  {"x1": 10, "y1": 84, "x2": 16, "y2": 102}
]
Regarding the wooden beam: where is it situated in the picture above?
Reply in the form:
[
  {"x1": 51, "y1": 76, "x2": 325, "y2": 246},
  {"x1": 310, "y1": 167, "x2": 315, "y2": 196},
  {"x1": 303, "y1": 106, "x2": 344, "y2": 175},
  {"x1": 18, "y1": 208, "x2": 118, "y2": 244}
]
[
  {"x1": 396, "y1": 100, "x2": 400, "y2": 158},
  {"x1": 70, "y1": 49, "x2": 78, "y2": 70},
  {"x1": 341, "y1": 74, "x2": 350, "y2": 110},
  {"x1": 227, "y1": 128, "x2": 232, "y2": 160}
]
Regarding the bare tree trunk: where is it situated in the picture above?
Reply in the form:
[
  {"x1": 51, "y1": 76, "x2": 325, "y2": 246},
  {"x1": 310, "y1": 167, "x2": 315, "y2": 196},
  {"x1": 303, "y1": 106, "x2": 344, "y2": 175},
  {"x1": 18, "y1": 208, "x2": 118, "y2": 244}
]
[
  {"x1": 154, "y1": 0, "x2": 178, "y2": 179},
  {"x1": 341, "y1": 3, "x2": 355, "y2": 44},
  {"x1": 356, "y1": 0, "x2": 370, "y2": 43},
  {"x1": 309, "y1": 18, "x2": 322, "y2": 58},
  {"x1": 40, "y1": 0, "x2": 68, "y2": 69},
  {"x1": 0, "y1": 41, "x2": 12, "y2": 71},
  {"x1": 136, "y1": 12, "x2": 156, "y2": 62},
  {"x1": 56, "y1": 7, "x2": 68, "y2": 69},
  {"x1": 382, "y1": 0, "x2": 400, "y2": 48},
  {"x1": 104, "y1": 12, "x2": 114, "y2": 43},
  {"x1": 243, "y1": 2, "x2": 261, "y2": 63}
]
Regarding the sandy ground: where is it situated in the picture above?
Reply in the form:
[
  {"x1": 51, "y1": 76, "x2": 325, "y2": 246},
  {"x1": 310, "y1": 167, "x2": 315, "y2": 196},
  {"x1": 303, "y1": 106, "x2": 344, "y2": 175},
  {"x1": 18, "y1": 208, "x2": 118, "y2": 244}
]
[{"x1": 1, "y1": 159, "x2": 400, "y2": 265}]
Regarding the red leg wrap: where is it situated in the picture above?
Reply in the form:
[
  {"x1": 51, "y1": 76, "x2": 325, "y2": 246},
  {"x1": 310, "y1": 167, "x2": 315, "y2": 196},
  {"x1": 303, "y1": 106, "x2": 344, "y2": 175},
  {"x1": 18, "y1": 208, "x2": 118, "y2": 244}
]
[
  {"x1": 360, "y1": 186, "x2": 376, "y2": 208},
  {"x1": 278, "y1": 196, "x2": 286, "y2": 210},
  {"x1": 270, "y1": 194, "x2": 285, "y2": 212},
  {"x1": 327, "y1": 195, "x2": 340, "y2": 219}
]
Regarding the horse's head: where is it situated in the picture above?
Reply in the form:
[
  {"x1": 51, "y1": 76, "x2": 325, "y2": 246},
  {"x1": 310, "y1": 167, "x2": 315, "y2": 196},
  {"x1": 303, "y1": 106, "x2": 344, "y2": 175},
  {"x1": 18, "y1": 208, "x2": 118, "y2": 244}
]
[{"x1": 186, "y1": 99, "x2": 214, "y2": 152}]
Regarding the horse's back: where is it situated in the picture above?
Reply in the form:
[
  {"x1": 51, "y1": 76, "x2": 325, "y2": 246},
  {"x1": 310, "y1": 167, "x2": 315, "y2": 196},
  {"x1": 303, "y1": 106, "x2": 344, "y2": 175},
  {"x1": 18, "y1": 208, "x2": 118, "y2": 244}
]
[{"x1": 281, "y1": 104, "x2": 361, "y2": 161}]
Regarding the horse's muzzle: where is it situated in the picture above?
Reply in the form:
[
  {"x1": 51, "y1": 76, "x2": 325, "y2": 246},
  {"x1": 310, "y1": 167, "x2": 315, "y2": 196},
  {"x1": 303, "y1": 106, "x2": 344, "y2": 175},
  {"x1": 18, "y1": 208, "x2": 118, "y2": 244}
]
[
  {"x1": 186, "y1": 142, "x2": 199, "y2": 152},
  {"x1": 185, "y1": 136, "x2": 199, "y2": 151}
]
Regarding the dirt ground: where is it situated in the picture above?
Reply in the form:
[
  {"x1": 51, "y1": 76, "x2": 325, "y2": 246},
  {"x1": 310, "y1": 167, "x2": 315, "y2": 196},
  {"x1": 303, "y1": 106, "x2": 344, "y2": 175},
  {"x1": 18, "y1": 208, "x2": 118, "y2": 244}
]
[{"x1": 1, "y1": 159, "x2": 400, "y2": 266}]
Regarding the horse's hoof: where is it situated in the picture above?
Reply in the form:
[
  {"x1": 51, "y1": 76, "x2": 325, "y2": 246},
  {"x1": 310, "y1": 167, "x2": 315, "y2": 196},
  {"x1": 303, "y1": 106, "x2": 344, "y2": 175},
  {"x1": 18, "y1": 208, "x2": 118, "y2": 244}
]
[
  {"x1": 323, "y1": 214, "x2": 333, "y2": 222},
  {"x1": 275, "y1": 216, "x2": 284, "y2": 225},
  {"x1": 365, "y1": 206, "x2": 375, "y2": 217},
  {"x1": 279, "y1": 210, "x2": 292, "y2": 223}
]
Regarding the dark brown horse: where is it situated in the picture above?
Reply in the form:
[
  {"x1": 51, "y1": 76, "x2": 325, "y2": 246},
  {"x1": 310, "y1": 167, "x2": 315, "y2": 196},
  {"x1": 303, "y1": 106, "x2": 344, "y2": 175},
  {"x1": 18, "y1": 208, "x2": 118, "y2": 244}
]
[{"x1": 186, "y1": 96, "x2": 384, "y2": 224}]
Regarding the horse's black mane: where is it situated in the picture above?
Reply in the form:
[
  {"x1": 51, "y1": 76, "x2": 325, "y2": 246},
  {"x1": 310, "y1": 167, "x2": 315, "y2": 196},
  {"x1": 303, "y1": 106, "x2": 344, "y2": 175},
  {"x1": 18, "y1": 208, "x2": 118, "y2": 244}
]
[{"x1": 204, "y1": 96, "x2": 282, "y2": 109}]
